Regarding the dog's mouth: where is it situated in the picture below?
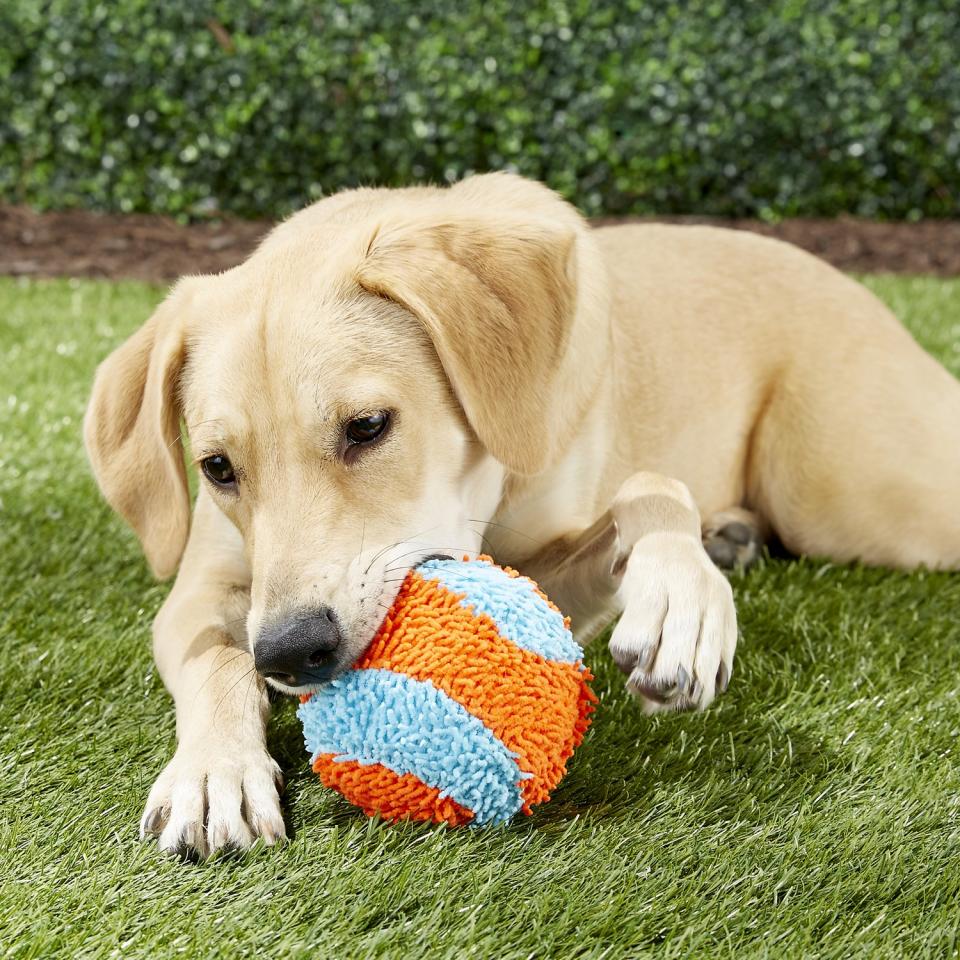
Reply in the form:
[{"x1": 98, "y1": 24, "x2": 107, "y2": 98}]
[
  {"x1": 260, "y1": 553, "x2": 461, "y2": 695},
  {"x1": 260, "y1": 659, "x2": 348, "y2": 695}
]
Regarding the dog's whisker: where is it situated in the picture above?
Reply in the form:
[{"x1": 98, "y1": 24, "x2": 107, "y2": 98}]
[
  {"x1": 240, "y1": 660, "x2": 254, "y2": 726},
  {"x1": 355, "y1": 593, "x2": 393, "y2": 608},
  {"x1": 242, "y1": 656, "x2": 267, "y2": 727},
  {"x1": 362, "y1": 522, "x2": 447, "y2": 575},
  {"x1": 363, "y1": 538, "x2": 404, "y2": 577},
  {"x1": 212, "y1": 665, "x2": 258, "y2": 726},
  {"x1": 466, "y1": 517, "x2": 545, "y2": 548},
  {"x1": 196, "y1": 649, "x2": 251, "y2": 695},
  {"x1": 475, "y1": 531, "x2": 496, "y2": 555},
  {"x1": 378, "y1": 544, "x2": 482, "y2": 573}
]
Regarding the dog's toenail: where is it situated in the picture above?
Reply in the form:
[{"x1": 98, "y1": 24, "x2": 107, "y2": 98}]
[
  {"x1": 716, "y1": 661, "x2": 730, "y2": 693},
  {"x1": 722, "y1": 521, "x2": 753, "y2": 545},
  {"x1": 629, "y1": 672, "x2": 678, "y2": 703},
  {"x1": 142, "y1": 807, "x2": 166, "y2": 835},
  {"x1": 705, "y1": 538, "x2": 738, "y2": 568},
  {"x1": 612, "y1": 640, "x2": 656, "y2": 674},
  {"x1": 260, "y1": 826, "x2": 278, "y2": 845},
  {"x1": 677, "y1": 665, "x2": 690, "y2": 693}
]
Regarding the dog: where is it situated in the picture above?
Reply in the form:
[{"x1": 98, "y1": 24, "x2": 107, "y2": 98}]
[{"x1": 84, "y1": 173, "x2": 960, "y2": 856}]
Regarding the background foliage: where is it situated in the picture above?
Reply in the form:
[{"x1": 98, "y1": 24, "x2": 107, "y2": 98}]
[{"x1": 2, "y1": 0, "x2": 959, "y2": 220}]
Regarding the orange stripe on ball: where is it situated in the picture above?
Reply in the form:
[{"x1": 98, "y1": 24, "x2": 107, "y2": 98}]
[{"x1": 312, "y1": 754, "x2": 475, "y2": 826}]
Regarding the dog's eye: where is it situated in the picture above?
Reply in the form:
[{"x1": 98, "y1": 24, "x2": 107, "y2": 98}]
[
  {"x1": 345, "y1": 411, "x2": 389, "y2": 446},
  {"x1": 202, "y1": 454, "x2": 236, "y2": 487}
]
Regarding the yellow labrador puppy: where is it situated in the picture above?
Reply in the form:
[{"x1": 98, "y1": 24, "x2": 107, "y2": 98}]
[{"x1": 85, "y1": 173, "x2": 960, "y2": 856}]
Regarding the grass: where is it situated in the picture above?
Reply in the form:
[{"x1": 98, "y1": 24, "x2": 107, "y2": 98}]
[{"x1": 1, "y1": 274, "x2": 959, "y2": 960}]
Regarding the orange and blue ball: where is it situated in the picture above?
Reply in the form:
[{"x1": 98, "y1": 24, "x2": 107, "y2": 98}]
[{"x1": 297, "y1": 556, "x2": 596, "y2": 826}]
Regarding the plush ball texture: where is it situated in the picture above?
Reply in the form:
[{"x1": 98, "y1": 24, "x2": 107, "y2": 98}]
[{"x1": 297, "y1": 556, "x2": 596, "y2": 826}]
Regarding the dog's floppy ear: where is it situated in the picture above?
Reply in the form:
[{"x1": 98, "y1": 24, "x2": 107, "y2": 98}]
[
  {"x1": 356, "y1": 217, "x2": 577, "y2": 475},
  {"x1": 84, "y1": 283, "x2": 192, "y2": 579}
]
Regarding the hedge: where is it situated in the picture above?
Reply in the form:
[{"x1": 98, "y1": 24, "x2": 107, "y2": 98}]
[{"x1": 2, "y1": 0, "x2": 958, "y2": 220}]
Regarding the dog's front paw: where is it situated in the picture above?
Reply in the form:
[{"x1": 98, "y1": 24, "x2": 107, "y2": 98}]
[
  {"x1": 609, "y1": 532, "x2": 737, "y2": 712},
  {"x1": 139, "y1": 740, "x2": 286, "y2": 858}
]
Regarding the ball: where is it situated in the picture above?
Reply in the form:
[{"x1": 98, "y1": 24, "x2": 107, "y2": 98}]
[{"x1": 297, "y1": 556, "x2": 596, "y2": 826}]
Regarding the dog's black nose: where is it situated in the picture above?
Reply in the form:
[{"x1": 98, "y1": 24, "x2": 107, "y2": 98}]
[{"x1": 254, "y1": 606, "x2": 343, "y2": 687}]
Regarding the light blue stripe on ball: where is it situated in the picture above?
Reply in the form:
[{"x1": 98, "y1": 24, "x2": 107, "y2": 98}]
[
  {"x1": 297, "y1": 668, "x2": 527, "y2": 826},
  {"x1": 418, "y1": 558, "x2": 583, "y2": 664}
]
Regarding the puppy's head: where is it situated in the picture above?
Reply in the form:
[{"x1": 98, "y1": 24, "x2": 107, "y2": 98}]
[{"x1": 84, "y1": 174, "x2": 603, "y2": 692}]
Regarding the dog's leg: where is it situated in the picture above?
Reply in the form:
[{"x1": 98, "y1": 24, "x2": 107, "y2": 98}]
[
  {"x1": 743, "y1": 281, "x2": 960, "y2": 570},
  {"x1": 521, "y1": 472, "x2": 738, "y2": 711},
  {"x1": 139, "y1": 489, "x2": 285, "y2": 857},
  {"x1": 702, "y1": 507, "x2": 767, "y2": 570}
]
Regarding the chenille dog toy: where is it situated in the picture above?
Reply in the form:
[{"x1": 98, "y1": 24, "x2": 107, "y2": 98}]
[{"x1": 297, "y1": 556, "x2": 596, "y2": 826}]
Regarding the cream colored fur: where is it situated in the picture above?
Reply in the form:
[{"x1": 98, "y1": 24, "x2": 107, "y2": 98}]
[{"x1": 85, "y1": 173, "x2": 960, "y2": 857}]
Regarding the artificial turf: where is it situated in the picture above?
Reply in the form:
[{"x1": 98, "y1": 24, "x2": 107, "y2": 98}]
[{"x1": 1, "y1": 275, "x2": 958, "y2": 959}]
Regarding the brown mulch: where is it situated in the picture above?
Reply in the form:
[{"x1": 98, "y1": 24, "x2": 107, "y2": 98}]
[
  {"x1": 0, "y1": 206, "x2": 268, "y2": 283},
  {"x1": 3, "y1": 204, "x2": 960, "y2": 283}
]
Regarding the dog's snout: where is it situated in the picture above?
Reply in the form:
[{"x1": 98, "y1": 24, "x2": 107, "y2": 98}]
[{"x1": 254, "y1": 606, "x2": 343, "y2": 687}]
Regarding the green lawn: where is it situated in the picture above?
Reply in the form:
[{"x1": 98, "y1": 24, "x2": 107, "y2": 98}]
[{"x1": 1, "y1": 275, "x2": 959, "y2": 959}]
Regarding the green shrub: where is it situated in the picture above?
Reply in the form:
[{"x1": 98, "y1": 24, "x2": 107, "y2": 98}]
[{"x1": 2, "y1": 0, "x2": 958, "y2": 219}]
